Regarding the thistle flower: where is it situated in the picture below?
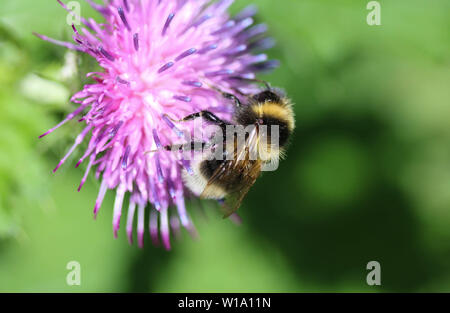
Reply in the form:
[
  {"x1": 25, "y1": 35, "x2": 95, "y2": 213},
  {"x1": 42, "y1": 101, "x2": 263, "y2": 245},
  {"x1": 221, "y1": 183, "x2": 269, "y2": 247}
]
[{"x1": 36, "y1": 0, "x2": 277, "y2": 249}]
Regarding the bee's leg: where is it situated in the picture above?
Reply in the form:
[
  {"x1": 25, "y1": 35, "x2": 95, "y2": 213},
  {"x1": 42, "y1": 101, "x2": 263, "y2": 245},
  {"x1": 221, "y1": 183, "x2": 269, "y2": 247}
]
[
  {"x1": 169, "y1": 111, "x2": 230, "y2": 127},
  {"x1": 221, "y1": 92, "x2": 242, "y2": 107},
  {"x1": 164, "y1": 111, "x2": 230, "y2": 145},
  {"x1": 186, "y1": 141, "x2": 210, "y2": 151},
  {"x1": 164, "y1": 141, "x2": 208, "y2": 151},
  {"x1": 145, "y1": 141, "x2": 209, "y2": 154}
]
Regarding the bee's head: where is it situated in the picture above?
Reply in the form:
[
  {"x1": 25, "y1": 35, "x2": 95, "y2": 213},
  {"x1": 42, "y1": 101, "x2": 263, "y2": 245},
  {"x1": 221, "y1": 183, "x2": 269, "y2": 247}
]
[
  {"x1": 235, "y1": 87, "x2": 294, "y2": 155},
  {"x1": 252, "y1": 89, "x2": 282, "y2": 104}
]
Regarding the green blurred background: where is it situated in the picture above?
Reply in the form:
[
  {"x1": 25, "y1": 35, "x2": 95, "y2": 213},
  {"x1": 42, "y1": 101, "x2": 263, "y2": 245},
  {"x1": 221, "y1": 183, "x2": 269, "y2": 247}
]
[{"x1": 0, "y1": 0, "x2": 449, "y2": 292}]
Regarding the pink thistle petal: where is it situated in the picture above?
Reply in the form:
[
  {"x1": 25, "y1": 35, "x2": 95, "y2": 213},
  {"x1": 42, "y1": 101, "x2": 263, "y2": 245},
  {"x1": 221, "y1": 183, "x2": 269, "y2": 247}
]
[
  {"x1": 53, "y1": 125, "x2": 92, "y2": 173},
  {"x1": 77, "y1": 154, "x2": 95, "y2": 192},
  {"x1": 39, "y1": 103, "x2": 89, "y2": 138},
  {"x1": 126, "y1": 201, "x2": 136, "y2": 245},
  {"x1": 137, "y1": 203, "x2": 145, "y2": 248},
  {"x1": 229, "y1": 213, "x2": 243, "y2": 225},
  {"x1": 93, "y1": 179, "x2": 108, "y2": 219},
  {"x1": 149, "y1": 209, "x2": 159, "y2": 246},
  {"x1": 113, "y1": 186, "x2": 126, "y2": 238},
  {"x1": 176, "y1": 196, "x2": 198, "y2": 239},
  {"x1": 33, "y1": 32, "x2": 84, "y2": 52},
  {"x1": 170, "y1": 215, "x2": 182, "y2": 240},
  {"x1": 160, "y1": 207, "x2": 171, "y2": 250}
]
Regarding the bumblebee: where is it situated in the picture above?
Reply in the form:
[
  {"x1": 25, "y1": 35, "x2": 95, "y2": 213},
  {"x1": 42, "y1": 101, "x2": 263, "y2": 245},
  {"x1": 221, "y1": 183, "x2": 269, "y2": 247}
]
[{"x1": 159, "y1": 80, "x2": 294, "y2": 217}]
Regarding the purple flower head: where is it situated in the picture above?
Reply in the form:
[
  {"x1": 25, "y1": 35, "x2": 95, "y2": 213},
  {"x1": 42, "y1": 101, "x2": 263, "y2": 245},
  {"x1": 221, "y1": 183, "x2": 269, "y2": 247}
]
[{"x1": 36, "y1": 0, "x2": 277, "y2": 249}]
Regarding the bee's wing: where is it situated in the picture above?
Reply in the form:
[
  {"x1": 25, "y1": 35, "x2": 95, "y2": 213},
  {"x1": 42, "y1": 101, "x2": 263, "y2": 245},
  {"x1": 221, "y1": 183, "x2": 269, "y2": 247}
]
[
  {"x1": 199, "y1": 159, "x2": 235, "y2": 199},
  {"x1": 201, "y1": 125, "x2": 262, "y2": 217},
  {"x1": 220, "y1": 160, "x2": 262, "y2": 218}
]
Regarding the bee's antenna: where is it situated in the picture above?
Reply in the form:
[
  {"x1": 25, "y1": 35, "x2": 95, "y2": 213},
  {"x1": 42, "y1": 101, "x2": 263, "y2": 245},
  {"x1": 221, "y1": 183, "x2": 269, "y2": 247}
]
[
  {"x1": 230, "y1": 87, "x2": 246, "y2": 97},
  {"x1": 228, "y1": 76, "x2": 271, "y2": 91}
]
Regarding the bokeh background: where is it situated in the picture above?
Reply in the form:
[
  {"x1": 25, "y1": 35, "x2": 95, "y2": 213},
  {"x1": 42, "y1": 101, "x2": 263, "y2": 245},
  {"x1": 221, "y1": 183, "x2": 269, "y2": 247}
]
[{"x1": 0, "y1": 0, "x2": 449, "y2": 292}]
